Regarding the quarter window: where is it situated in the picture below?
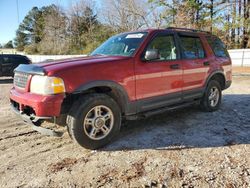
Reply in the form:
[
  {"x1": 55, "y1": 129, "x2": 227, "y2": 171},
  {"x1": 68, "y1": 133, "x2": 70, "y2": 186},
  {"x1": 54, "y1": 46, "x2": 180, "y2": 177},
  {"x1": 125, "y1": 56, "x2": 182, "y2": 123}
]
[
  {"x1": 179, "y1": 36, "x2": 205, "y2": 59},
  {"x1": 146, "y1": 35, "x2": 177, "y2": 60},
  {"x1": 207, "y1": 37, "x2": 229, "y2": 58}
]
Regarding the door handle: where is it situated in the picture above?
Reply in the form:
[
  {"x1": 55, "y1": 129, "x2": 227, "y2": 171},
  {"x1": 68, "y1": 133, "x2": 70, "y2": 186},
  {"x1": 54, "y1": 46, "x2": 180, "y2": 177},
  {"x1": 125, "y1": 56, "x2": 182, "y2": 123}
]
[
  {"x1": 170, "y1": 64, "x2": 180, "y2": 69},
  {"x1": 203, "y1": 61, "x2": 210, "y2": 66}
]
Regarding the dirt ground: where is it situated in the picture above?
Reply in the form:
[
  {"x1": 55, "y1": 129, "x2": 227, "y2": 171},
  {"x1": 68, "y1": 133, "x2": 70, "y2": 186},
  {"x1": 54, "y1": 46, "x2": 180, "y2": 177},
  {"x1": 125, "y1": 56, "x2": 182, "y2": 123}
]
[
  {"x1": 232, "y1": 67, "x2": 250, "y2": 75},
  {"x1": 0, "y1": 75, "x2": 249, "y2": 188}
]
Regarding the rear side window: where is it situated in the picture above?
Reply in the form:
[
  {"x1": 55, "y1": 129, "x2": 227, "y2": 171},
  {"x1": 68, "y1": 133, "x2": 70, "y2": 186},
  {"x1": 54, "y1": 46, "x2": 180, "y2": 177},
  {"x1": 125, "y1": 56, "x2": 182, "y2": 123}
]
[
  {"x1": 207, "y1": 37, "x2": 229, "y2": 58},
  {"x1": 179, "y1": 36, "x2": 205, "y2": 59}
]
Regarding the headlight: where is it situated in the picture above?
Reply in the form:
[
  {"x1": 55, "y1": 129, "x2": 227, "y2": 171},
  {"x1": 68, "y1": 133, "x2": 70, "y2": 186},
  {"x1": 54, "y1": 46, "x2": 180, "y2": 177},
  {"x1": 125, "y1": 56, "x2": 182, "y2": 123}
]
[{"x1": 30, "y1": 75, "x2": 65, "y2": 95}]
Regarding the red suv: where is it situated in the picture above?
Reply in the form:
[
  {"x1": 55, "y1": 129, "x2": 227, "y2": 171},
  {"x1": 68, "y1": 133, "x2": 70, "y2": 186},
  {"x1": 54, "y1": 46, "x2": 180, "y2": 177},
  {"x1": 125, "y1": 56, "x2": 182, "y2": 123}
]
[{"x1": 10, "y1": 27, "x2": 232, "y2": 149}]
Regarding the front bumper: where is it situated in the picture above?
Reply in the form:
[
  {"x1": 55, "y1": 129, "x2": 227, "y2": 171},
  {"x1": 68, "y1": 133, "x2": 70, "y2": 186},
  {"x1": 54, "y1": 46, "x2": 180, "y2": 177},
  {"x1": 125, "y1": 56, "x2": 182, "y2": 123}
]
[
  {"x1": 10, "y1": 88, "x2": 65, "y2": 137},
  {"x1": 10, "y1": 103, "x2": 63, "y2": 137},
  {"x1": 10, "y1": 88, "x2": 64, "y2": 117}
]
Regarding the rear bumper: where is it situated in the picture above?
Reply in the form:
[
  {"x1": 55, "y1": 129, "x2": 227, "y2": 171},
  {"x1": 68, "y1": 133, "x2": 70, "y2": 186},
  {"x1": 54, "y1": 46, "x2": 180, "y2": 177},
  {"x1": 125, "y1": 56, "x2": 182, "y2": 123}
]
[{"x1": 10, "y1": 87, "x2": 64, "y2": 117}]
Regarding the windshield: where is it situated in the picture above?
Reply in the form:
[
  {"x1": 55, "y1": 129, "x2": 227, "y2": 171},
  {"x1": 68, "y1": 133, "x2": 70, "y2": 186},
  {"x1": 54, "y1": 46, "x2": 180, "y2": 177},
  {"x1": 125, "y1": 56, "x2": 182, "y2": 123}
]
[{"x1": 91, "y1": 32, "x2": 148, "y2": 57}]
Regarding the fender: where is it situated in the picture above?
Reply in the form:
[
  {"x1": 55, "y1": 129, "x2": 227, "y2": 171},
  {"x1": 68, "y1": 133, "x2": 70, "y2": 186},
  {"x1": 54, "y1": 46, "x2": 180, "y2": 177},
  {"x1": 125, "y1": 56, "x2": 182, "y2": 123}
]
[
  {"x1": 204, "y1": 70, "x2": 226, "y2": 89},
  {"x1": 73, "y1": 80, "x2": 136, "y2": 115}
]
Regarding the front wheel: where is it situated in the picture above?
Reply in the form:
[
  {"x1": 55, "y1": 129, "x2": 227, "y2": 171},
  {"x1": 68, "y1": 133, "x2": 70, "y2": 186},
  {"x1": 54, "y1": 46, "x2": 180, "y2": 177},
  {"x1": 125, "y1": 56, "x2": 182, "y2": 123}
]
[
  {"x1": 200, "y1": 80, "x2": 222, "y2": 112},
  {"x1": 67, "y1": 94, "x2": 121, "y2": 149}
]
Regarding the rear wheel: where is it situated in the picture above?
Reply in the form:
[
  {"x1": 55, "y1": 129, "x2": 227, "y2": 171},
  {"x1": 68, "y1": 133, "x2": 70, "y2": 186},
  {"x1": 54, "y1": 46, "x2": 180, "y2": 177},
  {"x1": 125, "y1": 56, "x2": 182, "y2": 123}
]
[
  {"x1": 200, "y1": 80, "x2": 222, "y2": 112},
  {"x1": 67, "y1": 94, "x2": 121, "y2": 149}
]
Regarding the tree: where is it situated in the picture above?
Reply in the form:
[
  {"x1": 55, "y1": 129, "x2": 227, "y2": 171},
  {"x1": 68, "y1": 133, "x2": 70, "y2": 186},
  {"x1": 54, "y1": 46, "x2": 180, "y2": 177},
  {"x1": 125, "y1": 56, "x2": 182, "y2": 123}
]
[
  {"x1": 13, "y1": 0, "x2": 249, "y2": 54},
  {"x1": 69, "y1": 0, "x2": 99, "y2": 53},
  {"x1": 230, "y1": 0, "x2": 237, "y2": 44},
  {"x1": 15, "y1": 30, "x2": 29, "y2": 51},
  {"x1": 4, "y1": 40, "x2": 14, "y2": 48},
  {"x1": 101, "y1": 0, "x2": 149, "y2": 32},
  {"x1": 242, "y1": 0, "x2": 249, "y2": 48},
  {"x1": 237, "y1": 0, "x2": 242, "y2": 46},
  {"x1": 14, "y1": 7, "x2": 43, "y2": 51},
  {"x1": 38, "y1": 5, "x2": 70, "y2": 54},
  {"x1": 148, "y1": 0, "x2": 205, "y2": 29}
]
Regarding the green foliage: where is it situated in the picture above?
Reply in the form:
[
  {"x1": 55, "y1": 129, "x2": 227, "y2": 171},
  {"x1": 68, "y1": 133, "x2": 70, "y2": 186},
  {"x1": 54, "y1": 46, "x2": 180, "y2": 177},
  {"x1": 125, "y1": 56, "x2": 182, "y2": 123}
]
[
  {"x1": 14, "y1": 30, "x2": 28, "y2": 51},
  {"x1": 14, "y1": 7, "x2": 42, "y2": 50},
  {"x1": 69, "y1": 5, "x2": 100, "y2": 54},
  {"x1": 4, "y1": 40, "x2": 14, "y2": 48},
  {"x1": 81, "y1": 25, "x2": 116, "y2": 54}
]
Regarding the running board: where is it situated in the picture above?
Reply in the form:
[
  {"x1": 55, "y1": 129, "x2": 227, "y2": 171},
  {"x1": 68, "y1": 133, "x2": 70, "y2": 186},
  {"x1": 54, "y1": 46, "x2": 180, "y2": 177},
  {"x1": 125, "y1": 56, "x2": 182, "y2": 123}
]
[{"x1": 126, "y1": 101, "x2": 199, "y2": 120}]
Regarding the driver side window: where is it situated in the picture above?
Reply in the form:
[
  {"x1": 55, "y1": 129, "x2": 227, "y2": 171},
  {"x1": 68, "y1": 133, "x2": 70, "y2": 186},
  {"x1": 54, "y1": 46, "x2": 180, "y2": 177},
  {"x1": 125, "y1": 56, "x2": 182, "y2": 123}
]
[{"x1": 147, "y1": 35, "x2": 177, "y2": 61}]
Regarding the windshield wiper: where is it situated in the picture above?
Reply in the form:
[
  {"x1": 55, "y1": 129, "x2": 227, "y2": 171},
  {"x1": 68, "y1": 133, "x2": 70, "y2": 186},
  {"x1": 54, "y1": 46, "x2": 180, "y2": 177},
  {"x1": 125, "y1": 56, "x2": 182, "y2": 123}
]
[{"x1": 90, "y1": 54, "x2": 106, "y2": 57}]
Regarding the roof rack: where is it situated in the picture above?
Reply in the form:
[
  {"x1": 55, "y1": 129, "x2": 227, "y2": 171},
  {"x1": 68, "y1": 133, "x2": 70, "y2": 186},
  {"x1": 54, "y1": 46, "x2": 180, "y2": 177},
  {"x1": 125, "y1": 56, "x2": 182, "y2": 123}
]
[{"x1": 166, "y1": 27, "x2": 211, "y2": 34}]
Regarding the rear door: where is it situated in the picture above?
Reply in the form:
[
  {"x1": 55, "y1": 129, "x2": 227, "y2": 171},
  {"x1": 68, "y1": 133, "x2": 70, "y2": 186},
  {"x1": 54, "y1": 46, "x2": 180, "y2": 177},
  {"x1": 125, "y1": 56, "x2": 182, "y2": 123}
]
[{"x1": 177, "y1": 34, "x2": 209, "y2": 100}]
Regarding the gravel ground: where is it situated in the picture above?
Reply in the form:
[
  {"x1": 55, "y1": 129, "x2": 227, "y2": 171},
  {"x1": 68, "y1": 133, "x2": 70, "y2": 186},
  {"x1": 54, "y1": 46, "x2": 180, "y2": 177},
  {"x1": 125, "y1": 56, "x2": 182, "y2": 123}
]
[{"x1": 0, "y1": 76, "x2": 249, "y2": 188}]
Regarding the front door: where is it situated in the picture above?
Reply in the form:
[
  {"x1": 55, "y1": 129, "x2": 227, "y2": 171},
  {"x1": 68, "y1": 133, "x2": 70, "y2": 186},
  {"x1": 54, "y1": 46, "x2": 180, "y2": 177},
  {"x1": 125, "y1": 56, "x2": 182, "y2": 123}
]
[{"x1": 135, "y1": 32, "x2": 183, "y2": 112}]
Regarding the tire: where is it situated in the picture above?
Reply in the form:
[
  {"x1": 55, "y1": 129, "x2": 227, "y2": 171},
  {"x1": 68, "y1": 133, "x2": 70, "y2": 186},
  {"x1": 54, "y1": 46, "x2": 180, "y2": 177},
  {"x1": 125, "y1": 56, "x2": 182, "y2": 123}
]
[
  {"x1": 67, "y1": 93, "x2": 121, "y2": 149},
  {"x1": 200, "y1": 80, "x2": 222, "y2": 112}
]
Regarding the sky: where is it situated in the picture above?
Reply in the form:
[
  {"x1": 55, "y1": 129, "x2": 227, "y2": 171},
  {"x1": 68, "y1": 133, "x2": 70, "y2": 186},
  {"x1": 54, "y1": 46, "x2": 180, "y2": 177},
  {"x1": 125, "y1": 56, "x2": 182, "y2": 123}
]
[{"x1": 0, "y1": 0, "x2": 89, "y2": 45}]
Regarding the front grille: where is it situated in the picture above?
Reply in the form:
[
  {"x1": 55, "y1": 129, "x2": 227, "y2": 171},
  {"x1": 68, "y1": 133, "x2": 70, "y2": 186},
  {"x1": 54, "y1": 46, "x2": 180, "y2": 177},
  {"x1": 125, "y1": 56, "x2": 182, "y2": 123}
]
[{"x1": 14, "y1": 72, "x2": 30, "y2": 89}]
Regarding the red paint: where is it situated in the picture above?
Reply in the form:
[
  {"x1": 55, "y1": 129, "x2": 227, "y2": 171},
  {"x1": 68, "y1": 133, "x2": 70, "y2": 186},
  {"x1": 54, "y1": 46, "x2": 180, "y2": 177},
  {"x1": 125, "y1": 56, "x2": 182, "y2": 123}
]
[
  {"x1": 10, "y1": 88, "x2": 64, "y2": 116},
  {"x1": 10, "y1": 29, "x2": 232, "y2": 117}
]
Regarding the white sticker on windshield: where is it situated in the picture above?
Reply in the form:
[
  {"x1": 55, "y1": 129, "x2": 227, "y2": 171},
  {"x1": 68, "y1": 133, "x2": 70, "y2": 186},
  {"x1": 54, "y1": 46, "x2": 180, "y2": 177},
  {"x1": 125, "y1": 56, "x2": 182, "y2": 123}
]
[{"x1": 126, "y1": 33, "x2": 144, "y2": 39}]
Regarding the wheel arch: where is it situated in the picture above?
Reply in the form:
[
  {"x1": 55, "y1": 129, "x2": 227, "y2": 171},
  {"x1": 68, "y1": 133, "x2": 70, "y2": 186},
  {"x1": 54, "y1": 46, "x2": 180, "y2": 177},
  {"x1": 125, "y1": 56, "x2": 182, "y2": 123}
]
[
  {"x1": 205, "y1": 71, "x2": 226, "y2": 90},
  {"x1": 67, "y1": 80, "x2": 135, "y2": 115}
]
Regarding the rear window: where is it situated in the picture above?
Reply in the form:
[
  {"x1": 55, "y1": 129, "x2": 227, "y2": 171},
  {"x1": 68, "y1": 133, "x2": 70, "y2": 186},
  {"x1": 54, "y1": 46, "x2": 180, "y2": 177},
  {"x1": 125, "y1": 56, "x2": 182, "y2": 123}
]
[
  {"x1": 206, "y1": 37, "x2": 229, "y2": 58},
  {"x1": 179, "y1": 36, "x2": 205, "y2": 59}
]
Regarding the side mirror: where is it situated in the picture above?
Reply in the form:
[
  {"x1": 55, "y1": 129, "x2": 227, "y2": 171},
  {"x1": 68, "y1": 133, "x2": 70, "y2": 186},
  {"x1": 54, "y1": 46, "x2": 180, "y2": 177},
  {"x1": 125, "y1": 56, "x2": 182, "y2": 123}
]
[{"x1": 144, "y1": 49, "x2": 160, "y2": 61}]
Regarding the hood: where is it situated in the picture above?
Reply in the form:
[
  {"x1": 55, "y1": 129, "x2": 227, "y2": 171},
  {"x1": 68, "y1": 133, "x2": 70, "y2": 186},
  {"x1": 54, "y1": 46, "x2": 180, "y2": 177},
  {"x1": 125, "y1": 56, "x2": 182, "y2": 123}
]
[{"x1": 36, "y1": 55, "x2": 131, "y2": 74}]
